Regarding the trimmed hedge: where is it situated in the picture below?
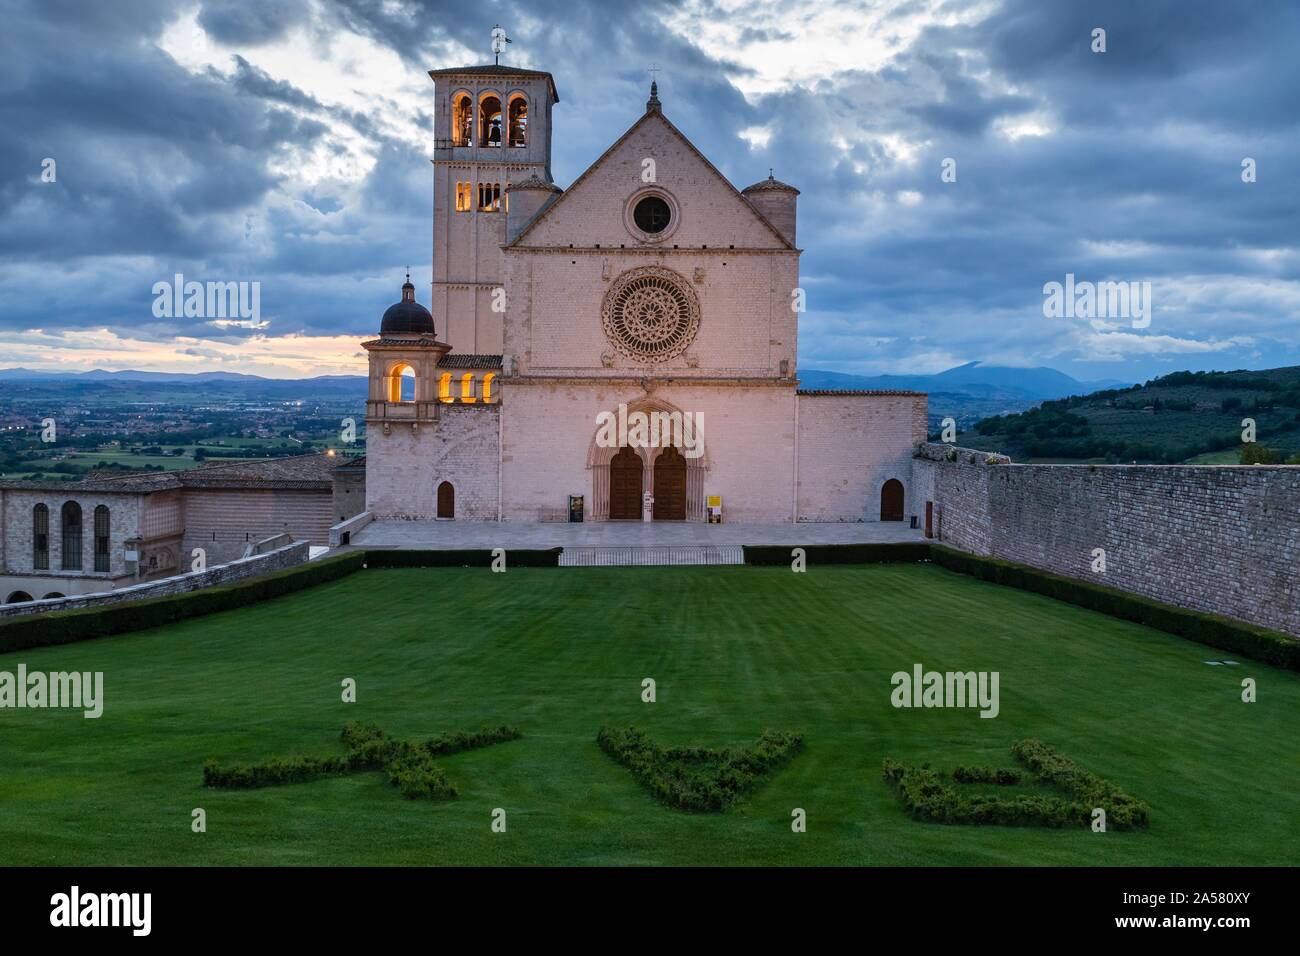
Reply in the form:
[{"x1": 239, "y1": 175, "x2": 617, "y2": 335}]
[
  {"x1": 743, "y1": 543, "x2": 932, "y2": 566},
  {"x1": 597, "y1": 726, "x2": 804, "y2": 812},
  {"x1": 204, "y1": 721, "x2": 521, "y2": 801},
  {"x1": 364, "y1": 548, "x2": 562, "y2": 568},
  {"x1": 882, "y1": 739, "x2": 1149, "y2": 830},
  {"x1": 930, "y1": 545, "x2": 1300, "y2": 671},
  {"x1": 0, "y1": 551, "x2": 366, "y2": 654}
]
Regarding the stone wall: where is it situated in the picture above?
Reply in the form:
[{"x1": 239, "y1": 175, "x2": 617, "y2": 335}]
[
  {"x1": 181, "y1": 488, "x2": 335, "y2": 563},
  {"x1": 796, "y1": 393, "x2": 928, "y2": 522},
  {"x1": 915, "y1": 447, "x2": 1300, "y2": 637},
  {"x1": 366, "y1": 405, "x2": 500, "y2": 520},
  {"x1": 0, "y1": 539, "x2": 310, "y2": 619},
  {"x1": 1, "y1": 488, "x2": 143, "y2": 577},
  {"x1": 501, "y1": 380, "x2": 796, "y2": 522}
]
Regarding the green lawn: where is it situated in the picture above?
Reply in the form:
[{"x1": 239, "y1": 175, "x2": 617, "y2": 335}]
[{"x1": 1, "y1": 564, "x2": 1296, "y2": 866}]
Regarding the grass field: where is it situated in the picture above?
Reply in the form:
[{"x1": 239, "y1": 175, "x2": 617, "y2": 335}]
[{"x1": 1, "y1": 564, "x2": 1296, "y2": 866}]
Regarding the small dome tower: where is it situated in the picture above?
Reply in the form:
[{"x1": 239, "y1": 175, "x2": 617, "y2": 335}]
[{"x1": 742, "y1": 170, "x2": 799, "y2": 246}]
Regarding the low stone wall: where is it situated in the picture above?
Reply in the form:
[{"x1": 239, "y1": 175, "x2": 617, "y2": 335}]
[
  {"x1": 914, "y1": 447, "x2": 1300, "y2": 638},
  {"x1": 330, "y1": 511, "x2": 373, "y2": 547},
  {"x1": 0, "y1": 539, "x2": 310, "y2": 619}
]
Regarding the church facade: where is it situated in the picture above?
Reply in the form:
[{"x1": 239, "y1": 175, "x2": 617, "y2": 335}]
[{"x1": 363, "y1": 64, "x2": 926, "y2": 524}]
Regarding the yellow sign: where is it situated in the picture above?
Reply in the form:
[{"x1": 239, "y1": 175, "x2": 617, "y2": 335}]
[{"x1": 706, "y1": 495, "x2": 721, "y2": 508}]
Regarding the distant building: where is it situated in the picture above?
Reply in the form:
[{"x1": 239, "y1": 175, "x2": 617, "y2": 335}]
[{"x1": 0, "y1": 454, "x2": 365, "y2": 603}]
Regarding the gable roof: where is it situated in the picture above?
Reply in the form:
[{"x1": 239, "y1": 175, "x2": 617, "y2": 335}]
[{"x1": 506, "y1": 108, "x2": 796, "y2": 250}]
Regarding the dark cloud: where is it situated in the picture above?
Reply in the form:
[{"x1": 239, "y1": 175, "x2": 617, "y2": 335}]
[
  {"x1": 0, "y1": 0, "x2": 1295, "y2": 380},
  {"x1": 197, "y1": 0, "x2": 311, "y2": 46}
]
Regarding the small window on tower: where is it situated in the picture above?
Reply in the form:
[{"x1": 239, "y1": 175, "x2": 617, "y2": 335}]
[
  {"x1": 455, "y1": 182, "x2": 471, "y2": 212},
  {"x1": 451, "y1": 93, "x2": 472, "y2": 147},
  {"x1": 508, "y1": 96, "x2": 527, "y2": 147},
  {"x1": 478, "y1": 182, "x2": 501, "y2": 212}
]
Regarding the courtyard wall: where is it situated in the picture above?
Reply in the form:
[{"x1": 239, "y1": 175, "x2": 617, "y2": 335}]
[{"x1": 915, "y1": 446, "x2": 1300, "y2": 637}]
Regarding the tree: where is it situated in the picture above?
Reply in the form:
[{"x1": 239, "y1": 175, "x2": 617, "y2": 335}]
[{"x1": 1240, "y1": 443, "x2": 1281, "y2": 465}]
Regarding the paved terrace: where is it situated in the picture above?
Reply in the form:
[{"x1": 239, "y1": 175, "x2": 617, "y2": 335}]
[{"x1": 350, "y1": 519, "x2": 925, "y2": 550}]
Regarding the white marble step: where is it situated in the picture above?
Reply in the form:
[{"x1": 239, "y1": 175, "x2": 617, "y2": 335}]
[{"x1": 559, "y1": 545, "x2": 745, "y2": 567}]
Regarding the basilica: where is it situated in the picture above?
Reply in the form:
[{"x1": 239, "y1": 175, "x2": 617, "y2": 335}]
[{"x1": 362, "y1": 62, "x2": 926, "y2": 524}]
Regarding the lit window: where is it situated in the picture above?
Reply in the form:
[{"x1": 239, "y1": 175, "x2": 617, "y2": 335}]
[
  {"x1": 477, "y1": 182, "x2": 502, "y2": 212},
  {"x1": 438, "y1": 372, "x2": 453, "y2": 402},
  {"x1": 479, "y1": 95, "x2": 502, "y2": 147},
  {"x1": 460, "y1": 373, "x2": 476, "y2": 403},
  {"x1": 455, "y1": 182, "x2": 471, "y2": 212},
  {"x1": 452, "y1": 93, "x2": 472, "y2": 146},
  {"x1": 508, "y1": 96, "x2": 527, "y2": 147},
  {"x1": 482, "y1": 373, "x2": 496, "y2": 402}
]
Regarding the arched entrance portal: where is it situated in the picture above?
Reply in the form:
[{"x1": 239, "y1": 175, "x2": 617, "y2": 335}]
[
  {"x1": 880, "y1": 479, "x2": 905, "y2": 521},
  {"x1": 653, "y1": 446, "x2": 687, "y2": 520},
  {"x1": 609, "y1": 447, "x2": 643, "y2": 519},
  {"x1": 436, "y1": 481, "x2": 455, "y2": 519}
]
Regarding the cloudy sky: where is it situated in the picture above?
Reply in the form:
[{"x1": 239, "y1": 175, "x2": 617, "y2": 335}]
[{"x1": 1, "y1": 0, "x2": 1296, "y2": 381}]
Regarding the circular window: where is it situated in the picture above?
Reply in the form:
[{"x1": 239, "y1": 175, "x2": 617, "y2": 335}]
[
  {"x1": 601, "y1": 267, "x2": 701, "y2": 363},
  {"x1": 632, "y1": 195, "x2": 672, "y2": 234}
]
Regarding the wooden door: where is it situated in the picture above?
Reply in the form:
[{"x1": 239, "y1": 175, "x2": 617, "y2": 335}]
[
  {"x1": 653, "y1": 447, "x2": 687, "y2": 520},
  {"x1": 436, "y1": 481, "x2": 455, "y2": 519},
  {"x1": 609, "y1": 447, "x2": 642, "y2": 519},
  {"x1": 880, "y1": 479, "x2": 904, "y2": 521}
]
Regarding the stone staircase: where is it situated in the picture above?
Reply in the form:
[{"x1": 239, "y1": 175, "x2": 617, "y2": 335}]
[{"x1": 558, "y1": 545, "x2": 745, "y2": 567}]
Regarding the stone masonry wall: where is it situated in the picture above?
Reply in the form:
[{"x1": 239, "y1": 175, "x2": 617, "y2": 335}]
[
  {"x1": 0, "y1": 539, "x2": 310, "y2": 619},
  {"x1": 796, "y1": 393, "x2": 928, "y2": 522},
  {"x1": 915, "y1": 449, "x2": 1300, "y2": 637},
  {"x1": 366, "y1": 405, "x2": 500, "y2": 520}
]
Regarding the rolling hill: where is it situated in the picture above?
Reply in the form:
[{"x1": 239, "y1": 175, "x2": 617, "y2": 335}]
[{"x1": 954, "y1": 366, "x2": 1300, "y2": 464}]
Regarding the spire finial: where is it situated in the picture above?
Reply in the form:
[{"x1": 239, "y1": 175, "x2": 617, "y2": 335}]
[
  {"x1": 646, "y1": 65, "x2": 661, "y2": 112},
  {"x1": 769, "y1": 168, "x2": 774, "y2": 179}
]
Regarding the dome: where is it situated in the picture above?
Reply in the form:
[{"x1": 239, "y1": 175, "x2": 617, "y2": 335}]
[
  {"x1": 380, "y1": 276, "x2": 435, "y2": 336},
  {"x1": 742, "y1": 171, "x2": 800, "y2": 195}
]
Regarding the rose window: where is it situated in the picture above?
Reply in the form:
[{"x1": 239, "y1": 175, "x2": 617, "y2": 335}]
[{"x1": 601, "y1": 267, "x2": 700, "y2": 363}]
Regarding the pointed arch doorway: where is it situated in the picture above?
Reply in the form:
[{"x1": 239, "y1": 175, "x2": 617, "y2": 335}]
[
  {"x1": 653, "y1": 446, "x2": 687, "y2": 520},
  {"x1": 609, "y1": 447, "x2": 642, "y2": 519}
]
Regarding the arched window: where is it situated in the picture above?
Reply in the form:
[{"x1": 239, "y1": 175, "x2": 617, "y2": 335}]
[
  {"x1": 482, "y1": 372, "x2": 496, "y2": 403},
  {"x1": 451, "y1": 92, "x2": 472, "y2": 146},
  {"x1": 94, "y1": 505, "x2": 111, "y2": 572},
  {"x1": 61, "y1": 501, "x2": 82, "y2": 570},
  {"x1": 438, "y1": 372, "x2": 453, "y2": 403},
  {"x1": 42, "y1": 592, "x2": 65, "y2": 600},
  {"x1": 386, "y1": 363, "x2": 415, "y2": 403},
  {"x1": 32, "y1": 503, "x2": 49, "y2": 570},
  {"x1": 436, "y1": 481, "x2": 455, "y2": 519},
  {"x1": 460, "y1": 373, "x2": 476, "y2": 403},
  {"x1": 508, "y1": 95, "x2": 528, "y2": 147},
  {"x1": 479, "y1": 94, "x2": 502, "y2": 147},
  {"x1": 5, "y1": 591, "x2": 33, "y2": 604}
]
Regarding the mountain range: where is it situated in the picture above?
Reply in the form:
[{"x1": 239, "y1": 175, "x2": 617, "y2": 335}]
[{"x1": 0, "y1": 361, "x2": 1127, "y2": 402}]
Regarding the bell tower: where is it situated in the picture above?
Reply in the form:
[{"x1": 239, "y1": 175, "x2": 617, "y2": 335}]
[{"x1": 428, "y1": 36, "x2": 560, "y2": 357}]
